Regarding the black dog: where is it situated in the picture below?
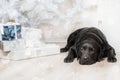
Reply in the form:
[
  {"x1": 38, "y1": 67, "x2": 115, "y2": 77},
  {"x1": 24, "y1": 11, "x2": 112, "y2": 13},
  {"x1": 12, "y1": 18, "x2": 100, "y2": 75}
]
[{"x1": 60, "y1": 27, "x2": 117, "y2": 65}]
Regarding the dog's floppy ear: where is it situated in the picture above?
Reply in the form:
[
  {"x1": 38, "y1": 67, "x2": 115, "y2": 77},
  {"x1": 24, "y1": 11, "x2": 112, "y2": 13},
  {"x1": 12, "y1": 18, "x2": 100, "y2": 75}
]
[
  {"x1": 75, "y1": 43, "x2": 82, "y2": 60},
  {"x1": 97, "y1": 46, "x2": 104, "y2": 61},
  {"x1": 97, "y1": 45, "x2": 106, "y2": 61}
]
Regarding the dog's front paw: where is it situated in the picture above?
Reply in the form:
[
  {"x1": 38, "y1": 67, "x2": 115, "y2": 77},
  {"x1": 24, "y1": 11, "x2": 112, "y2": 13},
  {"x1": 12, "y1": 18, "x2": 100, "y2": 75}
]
[
  {"x1": 64, "y1": 56, "x2": 74, "y2": 63},
  {"x1": 107, "y1": 57, "x2": 117, "y2": 62}
]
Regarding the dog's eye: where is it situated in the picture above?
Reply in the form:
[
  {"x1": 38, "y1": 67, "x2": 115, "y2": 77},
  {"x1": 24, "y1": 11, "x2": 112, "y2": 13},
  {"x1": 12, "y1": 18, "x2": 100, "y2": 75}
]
[
  {"x1": 80, "y1": 47, "x2": 84, "y2": 50},
  {"x1": 89, "y1": 48, "x2": 94, "y2": 51}
]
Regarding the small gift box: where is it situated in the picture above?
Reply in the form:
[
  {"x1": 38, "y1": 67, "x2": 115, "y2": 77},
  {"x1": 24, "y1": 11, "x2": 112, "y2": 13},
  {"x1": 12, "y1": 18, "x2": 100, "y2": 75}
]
[
  {"x1": 0, "y1": 22, "x2": 22, "y2": 52},
  {"x1": 0, "y1": 22, "x2": 22, "y2": 41}
]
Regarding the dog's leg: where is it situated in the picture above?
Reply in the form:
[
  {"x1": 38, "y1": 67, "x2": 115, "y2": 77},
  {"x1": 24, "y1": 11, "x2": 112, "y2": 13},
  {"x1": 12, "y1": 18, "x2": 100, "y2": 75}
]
[
  {"x1": 60, "y1": 44, "x2": 71, "y2": 53},
  {"x1": 64, "y1": 48, "x2": 77, "y2": 63},
  {"x1": 107, "y1": 46, "x2": 117, "y2": 62},
  {"x1": 60, "y1": 29, "x2": 83, "y2": 53},
  {"x1": 60, "y1": 34, "x2": 76, "y2": 53}
]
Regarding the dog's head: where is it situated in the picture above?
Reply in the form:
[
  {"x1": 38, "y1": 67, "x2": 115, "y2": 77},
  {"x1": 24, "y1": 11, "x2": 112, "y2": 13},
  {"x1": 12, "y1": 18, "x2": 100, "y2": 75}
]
[{"x1": 77, "y1": 38, "x2": 102, "y2": 65}]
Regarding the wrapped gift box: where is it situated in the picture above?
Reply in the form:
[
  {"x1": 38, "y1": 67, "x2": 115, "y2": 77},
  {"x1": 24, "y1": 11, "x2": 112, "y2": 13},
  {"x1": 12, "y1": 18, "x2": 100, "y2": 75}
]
[{"x1": 0, "y1": 22, "x2": 22, "y2": 52}]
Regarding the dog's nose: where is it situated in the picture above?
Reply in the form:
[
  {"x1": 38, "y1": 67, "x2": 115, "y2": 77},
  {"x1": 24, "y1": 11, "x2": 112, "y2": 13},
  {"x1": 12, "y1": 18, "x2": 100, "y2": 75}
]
[{"x1": 83, "y1": 57, "x2": 89, "y2": 61}]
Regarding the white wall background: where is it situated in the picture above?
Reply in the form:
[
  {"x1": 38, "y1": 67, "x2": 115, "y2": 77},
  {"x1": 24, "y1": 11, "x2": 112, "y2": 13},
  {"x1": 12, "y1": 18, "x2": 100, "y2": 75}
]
[
  {"x1": 0, "y1": 0, "x2": 120, "y2": 52},
  {"x1": 98, "y1": 0, "x2": 120, "y2": 53}
]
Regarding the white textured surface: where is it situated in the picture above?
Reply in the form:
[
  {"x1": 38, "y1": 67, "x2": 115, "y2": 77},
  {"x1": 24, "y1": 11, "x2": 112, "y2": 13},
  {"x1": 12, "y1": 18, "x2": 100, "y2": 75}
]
[{"x1": 0, "y1": 53, "x2": 119, "y2": 80}]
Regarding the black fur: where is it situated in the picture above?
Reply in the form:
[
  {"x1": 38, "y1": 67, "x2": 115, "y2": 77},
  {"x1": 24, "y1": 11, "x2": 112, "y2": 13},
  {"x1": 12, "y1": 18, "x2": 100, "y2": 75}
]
[{"x1": 60, "y1": 27, "x2": 117, "y2": 65}]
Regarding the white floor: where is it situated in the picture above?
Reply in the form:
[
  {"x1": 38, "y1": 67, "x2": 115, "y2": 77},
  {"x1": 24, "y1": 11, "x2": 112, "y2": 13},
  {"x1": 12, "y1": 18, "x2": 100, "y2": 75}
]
[{"x1": 0, "y1": 51, "x2": 120, "y2": 80}]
